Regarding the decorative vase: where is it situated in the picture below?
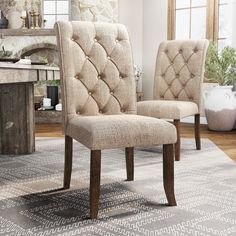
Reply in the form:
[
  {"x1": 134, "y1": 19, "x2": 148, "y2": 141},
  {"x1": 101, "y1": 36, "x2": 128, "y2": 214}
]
[
  {"x1": 0, "y1": 12, "x2": 8, "y2": 29},
  {"x1": 136, "y1": 77, "x2": 143, "y2": 92},
  {"x1": 204, "y1": 86, "x2": 236, "y2": 131},
  {"x1": 7, "y1": 9, "x2": 22, "y2": 29},
  {"x1": 47, "y1": 86, "x2": 59, "y2": 108}
]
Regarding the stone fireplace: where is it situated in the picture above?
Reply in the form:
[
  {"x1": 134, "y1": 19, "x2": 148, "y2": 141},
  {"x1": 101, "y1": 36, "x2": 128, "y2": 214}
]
[{"x1": 0, "y1": 30, "x2": 61, "y2": 123}]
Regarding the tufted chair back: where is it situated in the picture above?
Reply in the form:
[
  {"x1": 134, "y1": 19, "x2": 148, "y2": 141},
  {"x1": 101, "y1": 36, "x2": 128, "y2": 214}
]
[
  {"x1": 55, "y1": 21, "x2": 136, "y2": 125},
  {"x1": 154, "y1": 40, "x2": 209, "y2": 110}
]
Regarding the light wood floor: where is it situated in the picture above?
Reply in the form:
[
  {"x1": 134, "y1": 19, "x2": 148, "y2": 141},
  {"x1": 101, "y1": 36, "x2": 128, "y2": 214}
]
[{"x1": 35, "y1": 123, "x2": 236, "y2": 162}]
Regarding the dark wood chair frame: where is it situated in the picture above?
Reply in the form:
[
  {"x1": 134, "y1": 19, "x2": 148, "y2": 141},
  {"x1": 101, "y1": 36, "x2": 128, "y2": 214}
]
[
  {"x1": 173, "y1": 113, "x2": 201, "y2": 161},
  {"x1": 64, "y1": 136, "x2": 177, "y2": 219}
]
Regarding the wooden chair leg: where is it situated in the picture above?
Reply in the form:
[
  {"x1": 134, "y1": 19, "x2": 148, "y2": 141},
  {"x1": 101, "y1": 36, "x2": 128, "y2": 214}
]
[
  {"x1": 173, "y1": 119, "x2": 180, "y2": 161},
  {"x1": 163, "y1": 144, "x2": 177, "y2": 206},
  {"x1": 64, "y1": 135, "x2": 73, "y2": 189},
  {"x1": 195, "y1": 114, "x2": 201, "y2": 150},
  {"x1": 125, "y1": 147, "x2": 134, "y2": 181},
  {"x1": 90, "y1": 150, "x2": 101, "y2": 219}
]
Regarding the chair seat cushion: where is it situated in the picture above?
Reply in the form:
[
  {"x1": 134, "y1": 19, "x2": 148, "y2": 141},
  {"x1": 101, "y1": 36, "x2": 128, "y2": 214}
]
[
  {"x1": 137, "y1": 100, "x2": 199, "y2": 120},
  {"x1": 66, "y1": 115, "x2": 177, "y2": 150}
]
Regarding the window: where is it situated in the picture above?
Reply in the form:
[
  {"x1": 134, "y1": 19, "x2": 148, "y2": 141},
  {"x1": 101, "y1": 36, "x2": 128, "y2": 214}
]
[
  {"x1": 43, "y1": 0, "x2": 69, "y2": 28},
  {"x1": 217, "y1": 0, "x2": 230, "y2": 49},
  {"x1": 175, "y1": 0, "x2": 207, "y2": 39},
  {"x1": 168, "y1": 0, "x2": 233, "y2": 47}
]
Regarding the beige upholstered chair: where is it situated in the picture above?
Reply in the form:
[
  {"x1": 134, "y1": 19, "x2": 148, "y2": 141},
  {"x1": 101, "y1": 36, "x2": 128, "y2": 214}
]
[
  {"x1": 138, "y1": 40, "x2": 209, "y2": 161},
  {"x1": 55, "y1": 21, "x2": 177, "y2": 219}
]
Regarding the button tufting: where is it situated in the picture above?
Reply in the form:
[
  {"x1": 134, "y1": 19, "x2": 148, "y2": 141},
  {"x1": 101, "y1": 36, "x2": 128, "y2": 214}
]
[
  {"x1": 165, "y1": 49, "x2": 168, "y2": 53},
  {"x1": 99, "y1": 110, "x2": 103, "y2": 114},
  {"x1": 194, "y1": 48, "x2": 198, "y2": 53},
  {"x1": 85, "y1": 55, "x2": 89, "y2": 59},
  {"x1": 107, "y1": 56, "x2": 111, "y2": 60},
  {"x1": 176, "y1": 74, "x2": 180, "y2": 78},
  {"x1": 116, "y1": 39, "x2": 119, "y2": 43},
  {"x1": 88, "y1": 91, "x2": 92, "y2": 95},
  {"x1": 189, "y1": 97, "x2": 193, "y2": 100},
  {"x1": 94, "y1": 38, "x2": 98, "y2": 42},
  {"x1": 174, "y1": 96, "x2": 178, "y2": 99},
  {"x1": 75, "y1": 74, "x2": 81, "y2": 79},
  {"x1": 179, "y1": 49, "x2": 183, "y2": 54},
  {"x1": 98, "y1": 75, "x2": 101, "y2": 79},
  {"x1": 110, "y1": 91, "x2": 114, "y2": 95},
  {"x1": 191, "y1": 73, "x2": 195, "y2": 78},
  {"x1": 121, "y1": 108, "x2": 125, "y2": 112},
  {"x1": 162, "y1": 73, "x2": 165, "y2": 77}
]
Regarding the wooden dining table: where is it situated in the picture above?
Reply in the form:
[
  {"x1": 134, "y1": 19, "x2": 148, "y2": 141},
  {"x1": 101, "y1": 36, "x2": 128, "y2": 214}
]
[{"x1": 0, "y1": 62, "x2": 60, "y2": 155}]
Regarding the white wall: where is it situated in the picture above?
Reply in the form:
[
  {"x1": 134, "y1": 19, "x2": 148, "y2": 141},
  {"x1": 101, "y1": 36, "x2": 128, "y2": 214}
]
[
  {"x1": 142, "y1": 0, "x2": 168, "y2": 99},
  {"x1": 118, "y1": 0, "x2": 143, "y2": 66},
  {"x1": 119, "y1": 0, "x2": 168, "y2": 100}
]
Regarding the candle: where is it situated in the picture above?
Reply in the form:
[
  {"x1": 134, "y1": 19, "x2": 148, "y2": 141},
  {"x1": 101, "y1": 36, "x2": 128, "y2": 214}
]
[
  {"x1": 43, "y1": 98, "x2": 51, "y2": 107},
  {"x1": 21, "y1": 10, "x2": 27, "y2": 18}
]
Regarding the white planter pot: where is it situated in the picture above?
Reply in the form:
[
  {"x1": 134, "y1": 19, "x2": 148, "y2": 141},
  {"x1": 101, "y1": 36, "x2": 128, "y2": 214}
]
[{"x1": 204, "y1": 86, "x2": 236, "y2": 131}]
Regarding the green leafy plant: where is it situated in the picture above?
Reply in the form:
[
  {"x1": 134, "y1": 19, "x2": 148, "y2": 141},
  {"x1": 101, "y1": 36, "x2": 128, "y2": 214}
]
[
  {"x1": 0, "y1": 46, "x2": 12, "y2": 58},
  {"x1": 205, "y1": 42, "x2": 236, "y2": 85},
  {"x1": 38, "y1": 80, "x2": 60, "y2": 86}
]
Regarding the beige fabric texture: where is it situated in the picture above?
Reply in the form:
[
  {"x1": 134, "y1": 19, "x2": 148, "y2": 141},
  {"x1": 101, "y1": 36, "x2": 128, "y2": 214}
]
[
  {"x1": 137, "y1": 100, "x2": 198, "y2": 120},
  {"x1": 67, "y1": 115, "x2": 177, "y2": 150},
  {"x1": 55, "y1": 21, "x2": 136, "y2": 123},
  {"x1": 138, "y1": 39, "x2": 208, "y2": 120},
  {"x1": 55, "y1": 21, "x2": 177, "y2": 150},
  {"x1": 154, "y1": 40, "x2": 209, "y2": 109}
]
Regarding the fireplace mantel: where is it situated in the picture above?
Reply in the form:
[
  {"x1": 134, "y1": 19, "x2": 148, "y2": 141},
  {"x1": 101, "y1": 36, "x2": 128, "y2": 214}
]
[{"x1": 0, "y1": 29, "x2": 55, "y2": 37}]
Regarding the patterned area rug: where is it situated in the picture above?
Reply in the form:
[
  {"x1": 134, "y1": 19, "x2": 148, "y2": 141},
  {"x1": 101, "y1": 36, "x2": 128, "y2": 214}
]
[{"x1": 0, "y1": 138, "x2": 236, "y2": 236}]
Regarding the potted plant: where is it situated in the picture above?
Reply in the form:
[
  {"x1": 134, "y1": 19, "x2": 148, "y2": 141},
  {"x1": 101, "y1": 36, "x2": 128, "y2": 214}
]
[{"x1": 204, "y1": 42, "x2": 236, "y2": 131}]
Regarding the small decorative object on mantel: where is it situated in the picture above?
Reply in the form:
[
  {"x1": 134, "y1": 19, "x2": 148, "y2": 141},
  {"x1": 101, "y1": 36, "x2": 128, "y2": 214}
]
[
  {"x1": 205, "y1": 42, "x2": 236, "y2": 131},
  {"x1": 29, "y1": 10, "x2": 40, "y2": 29},
  {"x1": 0, "y1": 10, "x2": 8, "y2": 29},
  {"x1": 134, "y1": 64, "x2": 143, "y2": 93},
  {"x1": 3, "y1": 0, "x2": 23, "y2": 29},
  {"x1": 20, "y1": 10, "x2": 27, "y2": 28}
]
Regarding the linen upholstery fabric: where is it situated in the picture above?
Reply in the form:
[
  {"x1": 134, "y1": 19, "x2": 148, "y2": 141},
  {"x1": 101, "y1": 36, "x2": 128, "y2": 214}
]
[
  {"x1": 154, "y1": 40, "x2": 209, "y2": 111},
  {"x1": 55, "y1": 21, "x2": 136, "y2": 126},
  {"x1": 66, "y1": 115, "x2": 177, "y2": 150},
  {"x1": 137, "y1": 39, "x2": 208, "y2": 120},
  {"x1": 55, "y1": 21, "x2": 177, "y2": 150},
  {"x1": 137, "y1": 100, "x2": 198, "y2": 120}
]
